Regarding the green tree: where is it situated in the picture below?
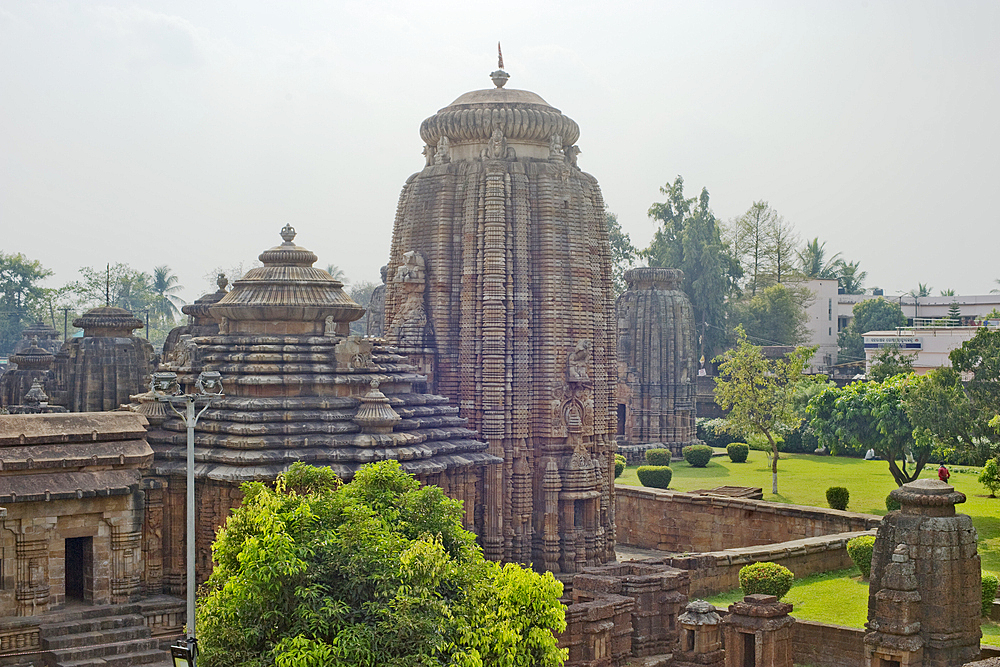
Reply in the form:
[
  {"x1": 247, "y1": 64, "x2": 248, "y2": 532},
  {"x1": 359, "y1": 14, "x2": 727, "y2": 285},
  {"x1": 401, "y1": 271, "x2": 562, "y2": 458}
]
[
  {"x1": 643, "y1": 176, "x2": 741, "y2": 362},
  {"x1": 726, "y1": 201, "x2": 799, "y2": 296},
  {"x1": 946, "y1": 301, "x2": 961, "y2": 323},
  {"x1": 950, "y1": 327, "x2": 1000, "y2": 424},
  {"x1": 198, "y1": 461, "x2": 567, "y2": 667},
  {"x1": 606, "y1": 211, "x2": 638, "y2": 296},
  {"x1": 151, "y1": 265, "x2": 184, "y2": 323},
  {"x1": 940, "y1": 289, "x2": 956, "y2": 296},
  {"x1": 808, "y1": 375, "x2": 928, "y2": 486},
  {"x1": 348, "y1": 280, "x2": 379, "y2": 336},
  {"x1": 0, "y1": 252, "x2": 53, "y2": 354},
  {"x1": 70, "y1": 263, "x2": 156, "y2": 312},
  {"x1": 326, "y1": 264, "x2": 347, "y2": 283},
  {"x1": 838, "y1": 297, "x2": 908, "y2": 364},
  {"x1": 979, "y1": 459, "x2": 1000, "y2": 498},
  {"x1": 867, "y1": 345, "x2": 915, "y2": 383},
  {"x1": 909, "y1": 283, "x2": 932, "y2": 298},
  {"x1": 903, "y1": 367, "x2": 995, "y2": 464},
  {"x1": 797, "y1": 238, "x2": 841, "y2": 279},
  {"x1": 714, "y1": 327, "x2": 814, "y2": 494},
  {"x1": 833, "y1": 260, "x2": 867, "y2": 295},
  {"x1": 730, "y1": 283, "x2": 810, "y2": 346}
]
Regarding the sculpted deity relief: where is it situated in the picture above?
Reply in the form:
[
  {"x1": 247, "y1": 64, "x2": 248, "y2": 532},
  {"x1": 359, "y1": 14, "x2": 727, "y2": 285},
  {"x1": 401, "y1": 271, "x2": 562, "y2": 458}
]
[{"x1": 481, "y1": 128, "x2": 515, "y2": 160}]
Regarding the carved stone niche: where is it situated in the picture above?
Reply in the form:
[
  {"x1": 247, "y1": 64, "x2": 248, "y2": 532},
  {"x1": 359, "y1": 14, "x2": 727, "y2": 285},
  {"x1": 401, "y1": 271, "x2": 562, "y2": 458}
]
[{"x1": 721, "y1": 594, "x2": 794, "y2": 667}]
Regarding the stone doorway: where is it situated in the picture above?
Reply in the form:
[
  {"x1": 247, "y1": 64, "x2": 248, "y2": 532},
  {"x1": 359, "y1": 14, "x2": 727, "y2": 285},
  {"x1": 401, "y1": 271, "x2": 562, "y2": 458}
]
[{"x1": 64, "y1": 536, "x2": 94, "y2": 602}]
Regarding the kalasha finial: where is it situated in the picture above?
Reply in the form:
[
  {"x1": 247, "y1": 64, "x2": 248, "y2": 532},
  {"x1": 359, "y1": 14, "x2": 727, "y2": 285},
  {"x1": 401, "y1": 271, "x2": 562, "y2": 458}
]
[
  {"x1": 217, "y1": 273, "x2": 228, "y2": 291},
  {"x1": 280, "y1": 224, "x2": 296, "y2": 244},
  {"x1": 491, "y1": 42, "x2": 510, "y2": 89}
]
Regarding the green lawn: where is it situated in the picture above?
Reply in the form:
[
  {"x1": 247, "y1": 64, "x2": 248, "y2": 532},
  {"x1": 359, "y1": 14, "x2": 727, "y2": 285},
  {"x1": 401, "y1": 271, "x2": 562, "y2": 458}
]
[
  {"x1": 702, "y1": 567, "x2": 1000, "y2": 647},
  {"x1": 616, "y1": 451, "x2": 1000, "y2": 574}
]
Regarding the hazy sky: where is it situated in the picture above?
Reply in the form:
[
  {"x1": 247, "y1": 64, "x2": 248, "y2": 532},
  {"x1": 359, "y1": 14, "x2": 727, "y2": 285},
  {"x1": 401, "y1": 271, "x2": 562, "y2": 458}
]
[{"x1": 2, "y1": 1, "x2": 998, "y2": 306}]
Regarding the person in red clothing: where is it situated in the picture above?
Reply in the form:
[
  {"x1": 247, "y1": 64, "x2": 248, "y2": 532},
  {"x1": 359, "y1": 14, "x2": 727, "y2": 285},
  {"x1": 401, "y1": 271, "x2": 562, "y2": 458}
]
[{"x1": 938, "y1": 464, "x2": 951, "y2": 482}]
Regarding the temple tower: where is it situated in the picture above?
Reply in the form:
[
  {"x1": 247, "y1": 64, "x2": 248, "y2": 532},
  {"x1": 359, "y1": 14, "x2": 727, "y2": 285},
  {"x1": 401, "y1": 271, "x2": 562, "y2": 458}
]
[
  {"x1": 143, "y1": 227, "x2": 498, "y2": 589},
  {"x1": 615, "y1": 267, "x2": 698, "y2": 459},
  {"x1": 48, "y1": 307, "x2": 154, "y2": 412},
  {"x1": 1, "y1": 338, "x2": 55, "y2": 409},
  {"x1": 384, "y1": 61, "x2": 616, "y2": 573}
]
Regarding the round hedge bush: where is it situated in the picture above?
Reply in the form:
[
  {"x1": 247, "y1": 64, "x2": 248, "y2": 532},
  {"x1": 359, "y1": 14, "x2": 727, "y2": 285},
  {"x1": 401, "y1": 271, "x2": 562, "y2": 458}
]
[
  {"x1": 847, "y1": 535, "x2": 876, "y2": 578},
  {"x1": 885, "y1": 494, "x2": 901, "y2": 512},
  {"x1": 983, "y1": 572, "x2": 999, "y2": 617},
  {"x1": 636, "y1": 465, "x2": 673, "y2": 489},
  {"x1": 645, "y1": 448, "x2": 672, "y2": 466},
  {"x1": 614, "y1": 454, "x2": 626, "y2": 479},
  {"x1": 826, "y1": 486, "x2": 850, "y2": 511},
  {"x1": 727, "y1": 442, "x2": 749, "y2": 463},
  {"x1": 682, "y1": 444, "x2": 713, "y2": 468},
  {"x1": 738, "y1": 562, "x2": 794, "y2": 599}
]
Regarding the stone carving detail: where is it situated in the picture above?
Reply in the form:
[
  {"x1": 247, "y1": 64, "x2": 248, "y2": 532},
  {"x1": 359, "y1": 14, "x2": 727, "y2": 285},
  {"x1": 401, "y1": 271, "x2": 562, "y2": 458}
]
[
  {"x1": 334, "y1": 336, "x2": 375, "y2": 370},
  {"x1": 566, "y1": 144, "x2": 581, "y2": 168},
  {"x1": 434, "y1": 136, "x2": 451, "y2": 164},
  {"x1": 385, "y1": 68, "x2": 617, "y2": 573}
]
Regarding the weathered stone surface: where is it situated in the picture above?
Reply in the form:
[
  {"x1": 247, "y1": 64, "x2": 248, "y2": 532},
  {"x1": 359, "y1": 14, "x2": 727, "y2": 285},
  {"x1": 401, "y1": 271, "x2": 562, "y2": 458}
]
[
  {"x1": 721, "y1": 595, "x2": 794, "y2": 667},
  {"x1": 384, "y1": 65, "x2": 617, "y2": 573},
  {"x1": 12, "y1": 320, "x2": 61, "y2": 356},
  {"x1": 162, "y1": 273, "x2": 229, "y2": 360},
  {"x1": 47, "y1": 306, "x2": 154, "y2": 413},
  {"x1": 142, "y1": 227, "x2": 499, "y2": 588},
  {"x1": 0, "y1": 412, "x2": 152, "y2": 617},
  {"x1": 1, "y1": 338, "x2": 55, "y2": 409},
  {"x1": 615, "y1": 268, "x2": 698, "y2": 456},
  {"x1": 868, "y1": 479, "x2": 982, "y2": 667}
]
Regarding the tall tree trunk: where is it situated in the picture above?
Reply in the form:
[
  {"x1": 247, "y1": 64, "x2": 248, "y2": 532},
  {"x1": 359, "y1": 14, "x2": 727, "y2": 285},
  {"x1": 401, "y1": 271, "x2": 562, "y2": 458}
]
[{"x1": 766, "y1": 432, "x2": 778, "y2": 494}]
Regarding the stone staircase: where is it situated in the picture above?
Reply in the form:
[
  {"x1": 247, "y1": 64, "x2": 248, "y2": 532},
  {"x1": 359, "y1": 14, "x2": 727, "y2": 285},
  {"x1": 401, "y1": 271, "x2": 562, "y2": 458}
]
[{"x1": 38, "y1": 604, "x2": 170, "y2": 667}]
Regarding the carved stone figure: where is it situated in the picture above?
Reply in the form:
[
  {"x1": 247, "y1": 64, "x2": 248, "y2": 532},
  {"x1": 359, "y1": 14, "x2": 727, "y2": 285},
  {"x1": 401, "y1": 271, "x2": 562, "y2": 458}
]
[
  {"x1": 568, "y1": 340, "x2": 592, "y2": 383},
  {"x1": 434, "y1": 135, "x2": 451, "y2": 164},
  {"x1": 548, "y1": 133, "x2": 564, "y2": 160}
]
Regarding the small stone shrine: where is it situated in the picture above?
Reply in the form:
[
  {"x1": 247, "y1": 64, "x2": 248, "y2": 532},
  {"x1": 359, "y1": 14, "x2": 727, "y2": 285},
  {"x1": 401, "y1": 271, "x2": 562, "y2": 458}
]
[
  {"x1": 1, "y1": 338, "x2": 55, "y2": 409},
  {"x1": 47, "y1": 306, "x2": 154, "y2": 412},
  {"x1": 615, "y1": 267, "x2": 699, "y2": 460},
  {"x1": 12, "y1": 319, "x2": 62, "y2": 355},
  {"x1": 142, "y1": 226, "x2": 498, "y2": 589},
  {"x1": 675, "y1": 599, "x2": 724, "y2": 667},
  {"x1": 384, "y1": 55, "x2": 617, "y2": 573},
  {"x1": 868, "y1": 478, "x2": 982, "y2": 667},
  {"x1": 0, "y1": 412, "x2": 152, "y2": 618},
  {"x1": 720, "y1": 594, "x2": 794, "y2": 667}
]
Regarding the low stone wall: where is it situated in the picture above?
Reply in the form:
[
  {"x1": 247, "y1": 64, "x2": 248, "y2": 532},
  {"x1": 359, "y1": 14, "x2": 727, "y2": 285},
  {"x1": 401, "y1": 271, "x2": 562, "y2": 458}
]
[
  {"x1": 792, "y1": 619, "x2": 866, "y2": 667},
  {"x1": 665, "y1": 531, "x2": 872, "y2": 598},
  {"x1": 616, "y1": 485, "x2": 881, "y2": 552}
]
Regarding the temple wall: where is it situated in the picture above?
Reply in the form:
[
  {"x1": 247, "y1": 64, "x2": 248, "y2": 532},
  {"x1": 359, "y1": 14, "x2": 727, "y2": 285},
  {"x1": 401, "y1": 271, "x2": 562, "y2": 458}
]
[{"x1": 615, "y1": 486, "x2": 881, "y2": 552}]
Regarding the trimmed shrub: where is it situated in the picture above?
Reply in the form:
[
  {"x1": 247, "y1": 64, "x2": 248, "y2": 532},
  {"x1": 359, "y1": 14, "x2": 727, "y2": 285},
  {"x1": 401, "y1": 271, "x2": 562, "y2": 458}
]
[
  {"x1": 983, "y1": 573, "x2": 999, "y2": 617},
  {"x1": 885, "y1": 494, "x2": 901, "y2": 512},
  {"x1": 683, "y1": 444, "x2": 713, "y2": 468},
  {"x1": 826, "y1": 486, "x2": 850, "y2": 511},
  {"x1": 727, "y1": 442, "x2": 749, "y2": 463},
  {"x1": 614, "y1": 454, "x2": 626, "y2": 479},
  {"x1": 636, "y1": 466, "x2": 673, "y2": 489},
  {"x1": 645, "y1": 449, "x2": 672, "y2": 466},
  {"x1": 846, "y1": 535, "x2": 876, "y2": 578},
  {"x1": 778, "y1": 425, "x2": 816, "y2": 453},
  {"x1": 738, "y1": 562, "x2": 794, "y2": 599}
]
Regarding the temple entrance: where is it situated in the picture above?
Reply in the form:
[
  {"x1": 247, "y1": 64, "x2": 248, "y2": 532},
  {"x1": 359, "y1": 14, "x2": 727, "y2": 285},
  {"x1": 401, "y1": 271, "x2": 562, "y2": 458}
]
[{"x1": 64, "y1": 537, "x2": 93, "y2": 602}]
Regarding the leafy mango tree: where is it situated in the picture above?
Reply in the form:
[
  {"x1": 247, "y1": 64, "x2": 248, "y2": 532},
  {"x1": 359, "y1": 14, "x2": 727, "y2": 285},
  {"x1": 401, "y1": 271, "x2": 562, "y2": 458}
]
[
  {"x1": 198, "y1": 461, "x2": 567, "y2": 667},
  {"x1": 808, "y1": 375, "x2": 929, "y2": 486},
  {"x1": 713, "y1": 327, "x2": 815, "y2": 494}
]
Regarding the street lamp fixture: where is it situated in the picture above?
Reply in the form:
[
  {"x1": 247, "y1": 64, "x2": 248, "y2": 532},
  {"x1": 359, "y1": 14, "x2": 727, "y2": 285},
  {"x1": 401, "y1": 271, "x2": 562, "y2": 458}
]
[{"x1": 151, "y1": 370, "x2": 224, "y2": 667}]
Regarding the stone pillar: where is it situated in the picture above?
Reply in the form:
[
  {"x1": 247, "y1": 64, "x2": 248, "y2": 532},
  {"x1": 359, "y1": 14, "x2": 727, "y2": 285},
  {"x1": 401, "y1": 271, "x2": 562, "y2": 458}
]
[
  {"x1": 15, "y1": 534, "x2": 50, "y2": 616},
  {"x1": 110, "y1": 524, "x2": 143, "y2": 603},
  {"x1": 721, "y1": 594, "x2": 794, "y2": 667},
  {"x1": 865, "y1": 544, "x2": 923, "y2": 667},
  {"x1": 676, "y1": 600, "x2": 724, "y2": 667},
  {"x1": 868, "y1": 478, "x2": 982, "y2": 667},
  {"x1": 142, "y1": 484, "x2": 165, "y2": 595}
]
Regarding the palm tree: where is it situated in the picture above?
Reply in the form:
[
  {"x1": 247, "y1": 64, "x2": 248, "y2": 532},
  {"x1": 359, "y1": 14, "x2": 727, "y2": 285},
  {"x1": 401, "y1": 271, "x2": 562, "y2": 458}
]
[
  {"x1": 834, "y1": 260, "x2": 867, "y2": 295},
  {"x1": 796, "y1": 238, "x2": 841, "y2": 279},
  {"x1": 939, "y1": 289, "x2": 955, "y2": 296},
  {"x1": 326, "y1": 264, "x2": 348, "y2": 284},
  {"x1": 991, "y1": 279, "x2": 1000, "y2": 294},
  {"x1": 909, "y1": 283, "x2": 932, "y2": 298},
  {"x1": 151, "y1": 265, "x2": 184, "y2": 322}
]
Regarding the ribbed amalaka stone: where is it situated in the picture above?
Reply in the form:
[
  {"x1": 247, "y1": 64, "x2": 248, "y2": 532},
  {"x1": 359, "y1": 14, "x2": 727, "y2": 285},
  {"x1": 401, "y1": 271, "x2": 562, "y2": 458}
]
[
  {"x1": 48, "y1": 307, "x2": 154, "y2": 413},
  {"x1": 615, "y1": 267, "x2": 698, "y2": 459},
  {"x1": 384, "y1": 65, "x2": 616, "y2": 574},
  {"x1": 1, "y1": 338, "x2": 55, "y2": 409},
  {"x1": 142, "y1": 227, "x2": 499, "y2": 588},
  {"x1": 868, "y1": 479, "x2": 982, "y2": 667}
]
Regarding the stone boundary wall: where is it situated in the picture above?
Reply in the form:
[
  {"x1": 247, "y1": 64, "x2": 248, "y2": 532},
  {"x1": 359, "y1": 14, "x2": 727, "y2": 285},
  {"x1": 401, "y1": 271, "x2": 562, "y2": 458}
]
[
  {"x1": 792, "y1": 619, "x2": 866, "y2": 667},
  {"x1": 666, "y1": 531, "x2": 873, "y2": 598},
  {"x1": 616, "y1": 485, "x2": 881, "y2": 552}
]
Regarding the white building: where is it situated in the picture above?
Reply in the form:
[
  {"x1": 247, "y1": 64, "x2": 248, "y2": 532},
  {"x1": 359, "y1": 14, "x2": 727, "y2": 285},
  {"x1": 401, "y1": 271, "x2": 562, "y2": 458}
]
[
  {"x1": 862, "y1": 324, "x2": 999, "y2": 374},
  {"x1": 803, "y1": 279, "x2": 839, "y2": 372}
]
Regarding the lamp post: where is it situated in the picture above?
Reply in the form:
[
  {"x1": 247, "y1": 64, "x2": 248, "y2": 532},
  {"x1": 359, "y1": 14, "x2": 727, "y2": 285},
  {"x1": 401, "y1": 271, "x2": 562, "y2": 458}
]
[{"x1": 151, "y1": 370, "x2": 223, "y2": 667}]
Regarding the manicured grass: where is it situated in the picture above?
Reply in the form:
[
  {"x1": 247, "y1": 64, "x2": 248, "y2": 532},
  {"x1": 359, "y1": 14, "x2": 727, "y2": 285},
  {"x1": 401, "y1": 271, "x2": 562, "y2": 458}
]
[
  {"x1": 616, "y1": 452, "x2": 1000, "y2": 574},
  {"x1": 702, "y1": 568, "x2": 1000, "y2": 647}
]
